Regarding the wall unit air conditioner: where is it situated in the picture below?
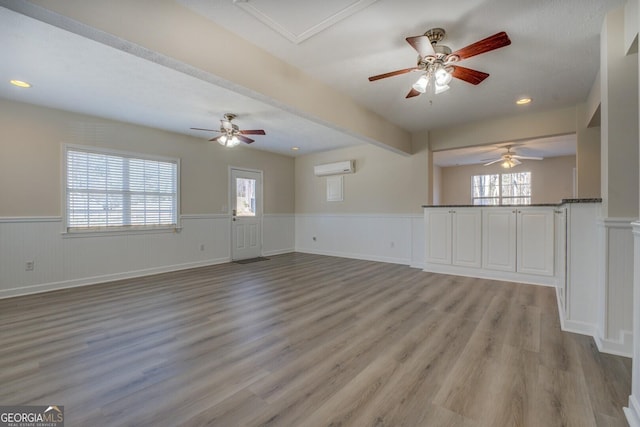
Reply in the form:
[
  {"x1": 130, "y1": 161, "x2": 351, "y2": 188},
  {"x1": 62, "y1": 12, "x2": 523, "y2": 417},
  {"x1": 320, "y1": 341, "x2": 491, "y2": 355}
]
[{"x1": 313, "y1": 160, "x2": 355, "y2": 176}]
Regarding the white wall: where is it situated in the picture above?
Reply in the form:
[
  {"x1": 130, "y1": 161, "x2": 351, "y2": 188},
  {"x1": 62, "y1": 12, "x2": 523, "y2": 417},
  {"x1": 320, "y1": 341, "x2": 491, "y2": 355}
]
[
  {"x1": 0, "y1": 214, "x2": 294, "y2": 299},
  {"x1": 293, "y1": 141, "x2": 428, "y2": 268},
  {"x1": 429, "y1": 106, "x2": 578, "y2": 151},
  {"x1": 440, "y1": 156, "x2": 576, "y2": 205},
  {"x1": 294, "y1": 143, "x2": 428, "y2": 215},
  {"x1": 0, "y1": 100, "x2": 295, "y2": 298},
  {"x1": 432, "y1": 165, "x2": 442, "y2": 205}
]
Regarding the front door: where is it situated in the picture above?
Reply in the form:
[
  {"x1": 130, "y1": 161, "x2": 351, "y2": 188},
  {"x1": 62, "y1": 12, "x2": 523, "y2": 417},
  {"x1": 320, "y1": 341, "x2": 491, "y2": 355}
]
[{"x1": 230, "y1": 168, "x2": 263, "y2": 260}]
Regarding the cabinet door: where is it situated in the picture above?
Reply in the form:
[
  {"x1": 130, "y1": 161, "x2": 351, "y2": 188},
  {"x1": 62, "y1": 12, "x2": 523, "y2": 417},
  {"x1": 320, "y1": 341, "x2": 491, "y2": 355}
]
[
  {"x1": 482, "y1": 208, "x2": 516, "y2": 272},
  {"x1": 425, "y1": 209, "x2": 452, "y2": 265},
  {"x1": 517, "y1": 208, "x2": 555, "y2": 276},
  {"x1": 452, "y1": 209, "x2": 482, "y2": 267}
]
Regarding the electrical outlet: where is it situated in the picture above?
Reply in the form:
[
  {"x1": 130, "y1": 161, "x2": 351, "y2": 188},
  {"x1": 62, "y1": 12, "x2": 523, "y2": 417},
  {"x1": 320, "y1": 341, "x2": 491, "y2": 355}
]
[{"x1": 25, "y1": 261, "x2": 34, "y2": 271}]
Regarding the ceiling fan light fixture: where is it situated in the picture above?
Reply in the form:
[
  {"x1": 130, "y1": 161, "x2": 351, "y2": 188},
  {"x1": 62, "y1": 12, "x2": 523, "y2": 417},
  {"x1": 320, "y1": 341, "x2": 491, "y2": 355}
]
[
  {"x1": 228, "y1": 135, "x2": 241, "y2": 147},
  {"x1": 434, "y1": 66, "x2": 452, "y2": 86},
  {"x1": 412, "y1": 74, "x2": 429, "y2": 93},
  {"x1": 501, "y1": 157, "x2": 520, "y2": 168},
  {"x1": 193, "y1": 113, "x2": 264, "y2": 146},
  {"x1": 435, "y1": 82, "x2": 450, "y2": 94},
  {"x1": 219, "y1": 134, "x2": 240, "y2": 148}
]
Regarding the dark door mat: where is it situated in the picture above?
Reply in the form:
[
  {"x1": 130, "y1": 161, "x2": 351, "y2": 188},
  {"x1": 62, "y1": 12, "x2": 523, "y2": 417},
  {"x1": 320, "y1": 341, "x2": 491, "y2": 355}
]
[{"x1": 234, "y1": 257, "x2": 270, "y2": 264}]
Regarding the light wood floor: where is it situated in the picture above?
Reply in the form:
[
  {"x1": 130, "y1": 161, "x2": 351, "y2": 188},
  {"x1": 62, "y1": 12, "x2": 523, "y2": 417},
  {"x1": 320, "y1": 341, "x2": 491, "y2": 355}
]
[{"x1": 0, "y1": 253, "x2": 632, "y2": 426}]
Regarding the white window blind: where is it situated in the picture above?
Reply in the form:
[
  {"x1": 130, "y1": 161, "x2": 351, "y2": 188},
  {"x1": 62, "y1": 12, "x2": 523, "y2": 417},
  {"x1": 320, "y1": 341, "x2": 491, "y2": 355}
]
[{"x1": 65, "y1": 146, "x2": 178, "y2": 232}]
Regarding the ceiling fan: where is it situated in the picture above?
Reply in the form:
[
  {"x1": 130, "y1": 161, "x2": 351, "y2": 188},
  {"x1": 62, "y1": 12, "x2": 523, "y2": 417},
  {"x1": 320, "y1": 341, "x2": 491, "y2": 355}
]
[
  {"x1": 191, "y1": 113, "x2": 266, "y2": 147},
  {"x1": 483, "y1": 146, "x2": 543, "y2": 168},
  {"x1": 368, "y1": 28, "x2": 511, "y2": 98}
]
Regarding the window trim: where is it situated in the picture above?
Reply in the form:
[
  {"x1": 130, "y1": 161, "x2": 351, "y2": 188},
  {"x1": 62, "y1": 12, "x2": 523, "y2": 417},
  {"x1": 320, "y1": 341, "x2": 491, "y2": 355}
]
[
  {"x1": 471, "y1": 171, "x2": 532, "y2": 206},
  {"x1": 62, "y1": 144, "x2": 181, "y2": 236}
]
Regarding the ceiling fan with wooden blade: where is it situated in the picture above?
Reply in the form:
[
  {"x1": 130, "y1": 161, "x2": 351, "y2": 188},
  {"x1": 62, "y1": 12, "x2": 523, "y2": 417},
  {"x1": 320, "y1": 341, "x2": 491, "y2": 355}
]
[
  {"x1": 482, "y1": 146, "x2": 543, "y2": 168},
  {"x1": 368, "y1": 28, "x2": 511, "y2": 98},
  {"x1": 190, "y1": 113, "x2": 266, "y2": 147}
]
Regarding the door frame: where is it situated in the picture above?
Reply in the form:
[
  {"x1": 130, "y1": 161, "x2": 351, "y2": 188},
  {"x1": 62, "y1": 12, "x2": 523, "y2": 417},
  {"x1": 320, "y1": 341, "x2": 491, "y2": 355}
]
[{"x1": 228, "y1": 166, "x2": 264, "y2": 260}]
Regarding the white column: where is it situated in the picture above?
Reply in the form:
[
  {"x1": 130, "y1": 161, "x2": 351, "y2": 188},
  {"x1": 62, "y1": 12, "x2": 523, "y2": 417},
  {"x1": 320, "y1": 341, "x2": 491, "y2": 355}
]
[
  {"x1": 598, "y1": 5, "x2": 638, "y2": 357},
  {"x1": 626, "y1": 0, "x2": 640, "y2": 424},
  {"x1": 626, "y1": 224, "x2": 640, "y2": 426}
]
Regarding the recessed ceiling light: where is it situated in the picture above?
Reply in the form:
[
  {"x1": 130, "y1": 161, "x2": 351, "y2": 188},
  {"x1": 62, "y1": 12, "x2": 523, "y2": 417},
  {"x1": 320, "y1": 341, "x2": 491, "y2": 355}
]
[
  {"x1": 10, "y1": 79, "x2": 32, "y2": 88},
  {"x1": 291, "y1": 147, "x2": 300, "y2": 151},
  {"x1": 516, "y1": 97, "x2": 532, "y2": 105}
]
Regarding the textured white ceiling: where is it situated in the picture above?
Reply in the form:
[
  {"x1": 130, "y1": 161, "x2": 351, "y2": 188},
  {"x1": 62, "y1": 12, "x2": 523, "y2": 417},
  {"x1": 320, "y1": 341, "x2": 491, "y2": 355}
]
[
  {"x1": 0, "y1": 0, "x2": 625, "y2": 160},
  {"x1": 0, "y1": 5, "x2": 365, "y2": 157},
  {"x1": 181, "y1": 0, "x2": 623, "y2": 132},
  {"x1": 232, "y1": 0, "x2": 379, "y2": 43}
]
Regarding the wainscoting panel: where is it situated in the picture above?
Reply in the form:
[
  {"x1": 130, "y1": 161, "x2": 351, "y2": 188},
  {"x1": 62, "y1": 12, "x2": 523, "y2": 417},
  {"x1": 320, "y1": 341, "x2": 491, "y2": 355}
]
[
  {"x1": 559, "y1": 203, "x2": 600, "y2": 337},
  {"x1": 596, "y1": 218, "x2": 635, "y2": 357},
  {"x1": 263, "y1": 214, "x2": 295, "y2": 256},
  {"x1": 0, "y1": 214, "x2": 295, "y2": 299},
  {"x1": 625, "y1": 222, "x2": 640, "y2": 426},
  {"x1": 410, "y1": 215, "x2": 425, "y2": 269},
  {"x1": 295, "y1": 213, "x2": 423, "y2": 266}
]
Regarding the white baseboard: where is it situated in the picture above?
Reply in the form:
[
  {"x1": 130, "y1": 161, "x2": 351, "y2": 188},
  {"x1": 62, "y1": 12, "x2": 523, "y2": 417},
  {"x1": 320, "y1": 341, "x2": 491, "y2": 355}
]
[
  {"x1": 296, "y1": 247, "x2": 409, "y2": 265},
  {"x1": 625, "y1": 395, "x2": 640, "y2": 427},
  {"x1": 594, "y1": 329, "x2": 634, "y2": 358},
  {"x1": 263, "y1": 248, "x2": 294, "y2": 257},
  {"x1": 561, "y1": 319, "x2": 598, "y2": 337},
  {"x1": 0, "y1": 257, "x2": 229, "y2": 299},
  {"x1": 423, "y1": 263, "x2": 558, "y2": 287},
  {"x1": 555, "y1": 287, "x2": 598, "y2": 336},
  {"x1": 409, "y1": 261, "x2": 425, "y2": 270}
]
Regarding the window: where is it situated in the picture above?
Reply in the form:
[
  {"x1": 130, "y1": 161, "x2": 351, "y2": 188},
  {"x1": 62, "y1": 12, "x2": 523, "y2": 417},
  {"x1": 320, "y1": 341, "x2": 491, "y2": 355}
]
[
  {"x1": 472, "y1": 172, "x2": 531, "y2": 205},
  {"x1": 64, "y1": 145, "x2": 179, "y2": 232},
  {"x1": 235, "y1": 177, "x2": 256, "y2": 216}
]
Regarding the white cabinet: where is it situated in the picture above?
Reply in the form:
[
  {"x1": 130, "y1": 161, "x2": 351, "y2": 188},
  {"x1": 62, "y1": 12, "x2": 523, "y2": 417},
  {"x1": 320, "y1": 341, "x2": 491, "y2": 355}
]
[
  {"x1": 482, "y1": 208, "x2": 517, "y2": 271},
  {"x1": 481, "y1": 208, "x2": 555, "y2": 277},
  {"x1": 425, "y1": 209, "x2": 452, "y2": 264},
  {"x1": 424, "y1": 206, "x2": 556, "y2": 286},
  {"x1": 452, "y1": 209, "x2": 482, "y2": 268},
  {"x1": 425, "y1": 208, "x2": 481, "y2": 268},
  {"x1": 517, "y1": 208, "x2": 555, "y2": 276}
]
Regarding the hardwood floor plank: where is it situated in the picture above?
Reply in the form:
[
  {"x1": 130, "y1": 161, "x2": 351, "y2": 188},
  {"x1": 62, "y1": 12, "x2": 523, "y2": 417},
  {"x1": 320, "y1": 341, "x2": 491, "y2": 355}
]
[
  {"x1": 575, "y1": 333, "x2": 633, "y2": 421},
  {"x1": 348, "y1": 311, "x2": 478, "y2": 426},
  {"x1": 536, "y1": 365, "x2": 598, "y2": 427},
  {"x1": 0, "y1": 253, "x2": 631, "y2": 426}
]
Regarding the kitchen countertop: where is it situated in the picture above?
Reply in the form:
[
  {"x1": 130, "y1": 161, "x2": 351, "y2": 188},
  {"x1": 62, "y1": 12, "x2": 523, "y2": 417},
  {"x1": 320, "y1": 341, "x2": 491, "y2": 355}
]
[{"x1": 422, "y1": 198, "x2": 602, "y2": 208}]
